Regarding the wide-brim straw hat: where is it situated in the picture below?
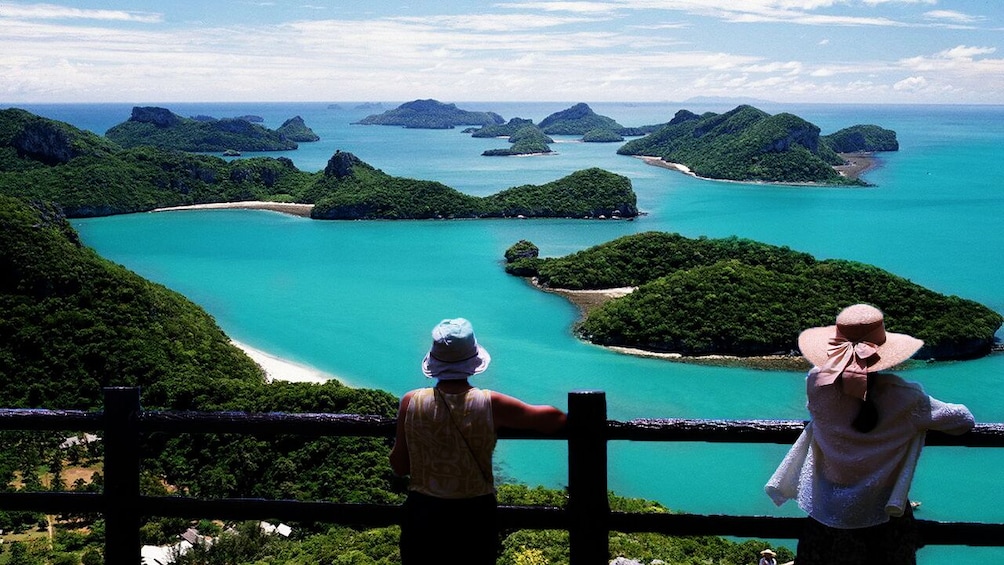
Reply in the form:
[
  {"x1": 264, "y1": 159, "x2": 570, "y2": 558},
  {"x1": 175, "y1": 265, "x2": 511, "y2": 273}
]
[
  {"x1": 798, "y1": 304, "x2": 923, "y2": 372},
  {"x1": 761, "y1": 549, "x2": 777, "y2": 556},
  {"x1": 421, "y1": 318, "x2": 491, "y2": 380}
]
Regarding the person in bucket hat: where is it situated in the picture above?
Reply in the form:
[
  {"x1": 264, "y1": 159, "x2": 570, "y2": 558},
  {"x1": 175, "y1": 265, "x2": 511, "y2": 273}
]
[
  {"x1": 766, "y1": 304, "x2": 974, "y2": 565},
  {"x1": 390, "y1": 318, "x2": 566, "y2": 565}
]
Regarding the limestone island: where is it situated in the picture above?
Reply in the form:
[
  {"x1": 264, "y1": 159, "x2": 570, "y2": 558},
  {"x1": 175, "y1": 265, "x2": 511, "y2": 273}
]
[
  {"x1": 471, "y1": 103, "x2": 650, "y2": 155},
  {"x1": 0, "y1": 108, "x2": 637, "y2": 220},
  {"x1": 504, "y1": 232, "x2": 1002, "y2": 369},
  {"x1": 352, "y1": 99, "x2": 503, "y2": 129},
  {"x1": 617, "y1": 105, "x2": 898, "y2": 186},
  {"x1": 105, "y1": 106, "x2": 318, "y2": 152}
]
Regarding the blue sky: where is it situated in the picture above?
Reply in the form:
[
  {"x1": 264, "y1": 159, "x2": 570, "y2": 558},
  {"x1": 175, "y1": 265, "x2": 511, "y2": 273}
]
[{"x1": 1, "y1": 0, "x2": 1001, "y2": 104}]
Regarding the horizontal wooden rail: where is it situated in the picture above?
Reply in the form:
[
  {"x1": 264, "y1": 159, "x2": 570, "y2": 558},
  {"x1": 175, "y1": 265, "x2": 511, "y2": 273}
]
[{"x1": 0, "y1": 387, "x2": 1001, "y2": 565}]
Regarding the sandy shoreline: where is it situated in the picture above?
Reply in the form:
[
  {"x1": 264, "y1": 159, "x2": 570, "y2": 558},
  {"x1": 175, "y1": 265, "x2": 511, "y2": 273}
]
[
  {"x1": 153, "y1": 201, "x2": 314, "y2": 217},
  {"x1": 538, "y1": 282, "x2": 811, "y2": 371},
  {"x1": 638, "y1": 152, "x2": 879, "y2": 183},
  {"x1": 231, "y1": 340, "x2": 337, "y2": 384}
]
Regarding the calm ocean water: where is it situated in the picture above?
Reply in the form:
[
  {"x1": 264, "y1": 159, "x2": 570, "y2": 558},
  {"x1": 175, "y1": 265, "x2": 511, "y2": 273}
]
[{"x1": 11, "y1": 101, "x2": 1004, "y2": 562}]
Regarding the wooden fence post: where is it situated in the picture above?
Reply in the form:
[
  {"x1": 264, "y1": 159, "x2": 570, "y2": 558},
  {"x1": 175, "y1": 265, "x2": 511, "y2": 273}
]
[
  {"x1": 103, "y1": 387, "x2": 141, "y2": 565},
  {"x1": 567, "y1": 390, "x2": 609, "y2": 565}
]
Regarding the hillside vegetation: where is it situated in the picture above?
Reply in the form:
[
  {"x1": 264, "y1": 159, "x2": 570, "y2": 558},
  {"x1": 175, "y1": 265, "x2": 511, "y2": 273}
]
[
  {"x1": 505, "y1": 232, "x2": 1002, "y2": 359},
  {"x1": 617, "y1": 105, "x2": 898, "y2": 185},
  {"x1": 0, "y1": 108, "x2": 635, "y2": 220},
  {"x1": 105, "y1": 106, "x2": 305, "y2": 152},
  {"x1": 0, "y1": 196, "x2": 784, "y2": 564},
  {"x1": 303, "y1": 152, "x2": 637, "y2": 219},
  {"x1": 353, "y1": 98, "x2": 504, "y2": 129}
]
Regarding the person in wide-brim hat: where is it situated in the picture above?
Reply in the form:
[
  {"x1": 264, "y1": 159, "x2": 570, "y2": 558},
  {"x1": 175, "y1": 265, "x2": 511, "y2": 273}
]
[
  {"x1": 765, "y1": 303, "x2": 974, "y2": 565},
  {"x1": 797, "y1": 303, "x2": 923, "y2": 400},
  {"x1": 798, "y1": 303, "x2": 923, "y2": 374}
]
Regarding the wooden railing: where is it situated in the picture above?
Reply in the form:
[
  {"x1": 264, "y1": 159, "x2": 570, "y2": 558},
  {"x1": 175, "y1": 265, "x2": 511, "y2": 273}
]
[{"x1": 1, "y1": 387, "x2": 1003, "y2": 564}]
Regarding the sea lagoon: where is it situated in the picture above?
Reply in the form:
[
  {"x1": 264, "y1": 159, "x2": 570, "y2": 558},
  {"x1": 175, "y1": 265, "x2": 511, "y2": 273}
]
[{"x1": 13, "y1": 100, "x2": 1004, "y2": 563}]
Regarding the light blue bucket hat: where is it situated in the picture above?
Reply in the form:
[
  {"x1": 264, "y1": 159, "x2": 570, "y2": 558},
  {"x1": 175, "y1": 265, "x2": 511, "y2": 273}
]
[{"x1": 421, "y1": 318, "x2": 491, "y2": 380}]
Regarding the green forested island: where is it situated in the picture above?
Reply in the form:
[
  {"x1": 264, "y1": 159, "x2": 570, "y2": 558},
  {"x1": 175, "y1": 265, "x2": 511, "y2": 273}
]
[
  {"x1": 505, "y1": 232, "x2": 1002, "y2": 360},
  {"x1": 353, "y1": 98, "x2": 504, "y2": 129},
  {"x1": 275, "y1": 115, "x2": 320, "y2": 142},
  {"x1": 617, "y1": 105, "x2": 898, "y2": 185},
  {"x1": 311, "y1": 152, "x2": 635, "y2": 218},
  {"x1": 537, "y1": 102, "x2": 625, "y2": 136},
  {"x1": 104, "y1": 106, "x2": 311, "y2": 152},
  {"x1": 0, "y1": 108, "x2": 636, "y2": 220},
  {"x1": 481, "y1": 124, "x2": 555, "y2": 156},
  {"x1": 0, "y1": 195, "x2": 786, "y2": 564}
]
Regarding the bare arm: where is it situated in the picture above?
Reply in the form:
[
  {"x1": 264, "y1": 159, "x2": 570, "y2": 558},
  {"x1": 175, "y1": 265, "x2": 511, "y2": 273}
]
[
  {"x1": 491, "y1": 391, "x2": 566, "y2": 433},
  {"x1": 389, "y1": 391, "x2": 414, "y2": 476}
]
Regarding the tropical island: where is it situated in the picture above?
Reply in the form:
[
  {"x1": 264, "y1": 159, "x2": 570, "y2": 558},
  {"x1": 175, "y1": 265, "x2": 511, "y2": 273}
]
[
  {"x1": 104, "y1": 106, "x2": 317, "y2": 152},
  {"x1": 311, "y1": 151, "x2": 636, "y2": 219},
  {"x1": 471, "y1": 103, "x2": 642, "y2": 155},
  {"x1": 352, "y1": 98, "x2": 504, "y2": 129},
  {"x1": 504, "y1": 232, "x2": 1002, "y2": 365},
  {"x1": 0, "y1": 193, "x2": 791, "y2": 564},
  {"x1": 617, "y1": 105, "x2": 898, "y2": 185},
  {"x1": 480, "y1": 122, "x2": 555, "y2": 156},
  {"x1": 0, "y1": 108, "x2": 637, "y2": 220}
]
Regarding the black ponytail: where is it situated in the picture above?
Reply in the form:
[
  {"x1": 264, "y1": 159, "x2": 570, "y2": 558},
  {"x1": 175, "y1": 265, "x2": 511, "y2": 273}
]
[{"x1": 851, "y1": 374, "x2": 878, "y2": 433}]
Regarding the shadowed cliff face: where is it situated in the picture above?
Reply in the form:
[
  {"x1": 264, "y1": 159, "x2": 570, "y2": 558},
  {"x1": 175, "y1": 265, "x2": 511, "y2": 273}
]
[
  {"x1": 323, "y1": 150, "x2": 366, "y2": 179},
  {"x1": 129, "y1": 106, "x2": 184, "y2": 128},
  {"x1": 14, "y1": 121, "x2": 83, "y2": 166}
]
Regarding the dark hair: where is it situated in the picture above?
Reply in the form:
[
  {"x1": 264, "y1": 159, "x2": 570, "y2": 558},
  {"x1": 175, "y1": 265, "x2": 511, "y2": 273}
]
[{"x1": 851, "y1": 374, "x2": 878, "y2": 433}]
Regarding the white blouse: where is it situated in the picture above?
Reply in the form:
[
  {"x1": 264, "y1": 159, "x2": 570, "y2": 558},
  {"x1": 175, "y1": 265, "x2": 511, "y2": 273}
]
[{"x1": 766, "y1": 369, "x2": 974, "y2": 528}]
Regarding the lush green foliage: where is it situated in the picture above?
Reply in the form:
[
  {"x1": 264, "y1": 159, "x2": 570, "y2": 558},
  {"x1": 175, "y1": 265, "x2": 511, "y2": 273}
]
[
  {"x1": 471, "y1": 117, "x2": 537, "y2": 138},
  {"x1": 312, "y1": 158, "x2": 638, "y2": 219},
  {"x1": 353, "y1": 99, "x2": 504, "y2": 129},
  {"x1": 822, "y1": 124, "x2": 900, "y2": 152},
  {"x1": 166, "y1": 485, "x2": 791, "y2": 565},
  {"x1": 105, "y1": 106, "x2": 300, "y2": 151},
  {"x1": 0, "y1": 110, "x2": 324, "y2": 216},
  {"x1": 0, "y1": 198, "x2": 791, "y2": 563},
  {"x1": 1, "y1": 109, "x2": 636, "y2": 222},
  {"x1": 481, "y1": 168, "x2": 637, "y2": 218},
  {"x1": 617, "y1": 105, "x2": 883, "y2": 185},
  {"x1": 581, "y1": 128, "x2": 624, "y2": 142},
  {"x1": 506, "y1": 232, "x2": 1002, "y2": 359},
  {"x1": 0, "y1": 195, "x2": 266, "y2": 409},
  {"x1": 276, "y1": 115, "x2": 320, "y2": 142},
  {"x1": 0, "y1": 108, "x2": 119, "y2": 167},
  {"x1": 538, "y1": 103, "x2": 624, "y2": 135},
  {"x1": 0, "y1": 195, "x2": 401, "y2": 508},
  {"x1": 483, "y1": 126, "x2": 554, "y2": 156}
]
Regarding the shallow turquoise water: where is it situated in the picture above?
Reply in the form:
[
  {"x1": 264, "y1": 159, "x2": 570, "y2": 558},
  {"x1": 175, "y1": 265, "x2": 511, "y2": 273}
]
[{"x1": 23, "y1": 101, "x2": 1004, "y2": 562}]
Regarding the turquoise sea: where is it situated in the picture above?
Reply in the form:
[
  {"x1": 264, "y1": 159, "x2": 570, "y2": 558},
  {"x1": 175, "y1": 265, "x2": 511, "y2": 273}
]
[{"x1": 11, "y1": 101, "x2": 1004, "y2": 563}]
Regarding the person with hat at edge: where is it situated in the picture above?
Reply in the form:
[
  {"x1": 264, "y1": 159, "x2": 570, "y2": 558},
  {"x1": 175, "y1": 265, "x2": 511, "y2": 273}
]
[
  {"x1": 758, "y1": 548, "x2": 778, "y2": 565},
  {"x1": 765, "y1": 304, "x2": 974, "y2": 564},
  {"x1": 390, "y1": 318, "x2": 567, "y2": 565}
]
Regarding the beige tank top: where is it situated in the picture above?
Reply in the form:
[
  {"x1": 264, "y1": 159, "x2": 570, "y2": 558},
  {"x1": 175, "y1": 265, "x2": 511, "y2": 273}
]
[{"x1": 404, "y1": 387, "x2": 496, "y2": 498}]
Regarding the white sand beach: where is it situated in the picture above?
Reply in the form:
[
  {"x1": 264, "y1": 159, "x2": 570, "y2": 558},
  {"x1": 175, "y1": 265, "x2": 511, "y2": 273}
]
[
  {"x1": 153, "y1": 201, "x2": 314, "y2": 217},
  {"x1": 231, "y1": 340, "x2": 336, "y2": 384}
]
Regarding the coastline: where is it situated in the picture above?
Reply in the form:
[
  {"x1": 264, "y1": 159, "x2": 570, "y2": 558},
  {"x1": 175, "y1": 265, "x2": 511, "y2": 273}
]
[
  {"x1": 153, "y1": 201, "x2": 314, "y2": 217},
  {"x1": 637, "y1": 152, "x2": 879, "y2": 183},
  {"x1": 231, "y1": 340, "x2": 337, "y2": 384},
  {"x1": 537, "y1": 280, "x2": 811, "y2": 371}
]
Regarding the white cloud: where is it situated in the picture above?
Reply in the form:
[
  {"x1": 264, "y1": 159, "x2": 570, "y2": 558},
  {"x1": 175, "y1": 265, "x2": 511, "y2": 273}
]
[
  {"x1": 494, "y1": 1, "x2": 622, "y2": 14},
  {"x1": 893, "y1": 75, "x2": 928, "y2": 91},
  {"x1": 1, "y1": 2, "x2": 162, "y2": 23},
  {"x1": 938, "y1": 45, "x2": 997, "y2": 60},
  {"x1": 923, "y1": 10, "x2": 982, "y2": 24}
]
